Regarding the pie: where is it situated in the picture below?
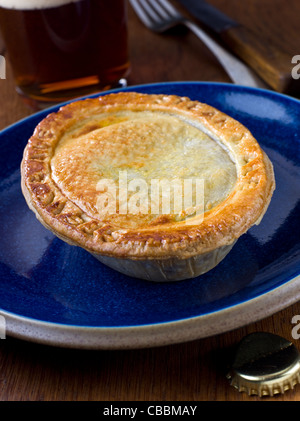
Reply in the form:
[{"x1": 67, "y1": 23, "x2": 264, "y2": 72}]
[{"x1": 21, "y1": 92, "x2": 275, "y2": 281}]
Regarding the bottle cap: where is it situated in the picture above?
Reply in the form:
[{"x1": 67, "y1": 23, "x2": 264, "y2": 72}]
[{"x1": 226, "y1": 332, "x2": 300, "y2": 397}]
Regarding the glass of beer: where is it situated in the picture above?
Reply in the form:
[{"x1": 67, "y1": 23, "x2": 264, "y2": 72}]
[{"x1": 0, "y1": 0, "x2": 130, "y2": 108}]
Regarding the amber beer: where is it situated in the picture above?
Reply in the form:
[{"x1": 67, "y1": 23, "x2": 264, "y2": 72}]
[{"x1": 0, "y1": 0, "x2": 129, "y2": 107}]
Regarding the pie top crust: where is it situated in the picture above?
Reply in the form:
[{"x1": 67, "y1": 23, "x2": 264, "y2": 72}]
[{"x1": 21, "y1": 92, "x2": 275, "y2": 259}]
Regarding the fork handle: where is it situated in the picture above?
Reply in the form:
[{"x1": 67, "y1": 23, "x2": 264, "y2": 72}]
[{"x1": 220, "y1": 25, "x2": 296, "y2": 94}]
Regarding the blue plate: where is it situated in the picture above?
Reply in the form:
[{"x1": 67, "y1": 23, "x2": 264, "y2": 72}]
[{"x1": 0, "y1": 82, "x2": 299, "y2": 349}]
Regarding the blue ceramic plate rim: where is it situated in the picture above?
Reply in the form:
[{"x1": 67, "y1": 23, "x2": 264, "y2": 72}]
[{"x1": 0, "y1": 81, "x2": 299, "y2": 349}]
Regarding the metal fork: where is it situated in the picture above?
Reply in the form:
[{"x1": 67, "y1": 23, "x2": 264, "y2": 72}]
[{"x1": 129, "y1": 0, "x2": 268, "y2": 89}]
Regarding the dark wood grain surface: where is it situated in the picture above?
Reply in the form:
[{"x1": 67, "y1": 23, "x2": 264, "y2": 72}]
[{"x1": 0, "y1": 0, "x2": 299, "y2": 402}]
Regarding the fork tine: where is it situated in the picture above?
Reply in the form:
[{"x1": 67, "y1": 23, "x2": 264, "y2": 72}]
[
  {"x1": 129, "y1": 0, "x2": 153, "y2": 28},
  {"x1": 130, "y1": 0, "x2": 182, "y2": 31},
  {"x1": 156, "y1": 0, "x2": 182, "y2": 18},
  {"x1": 147, "y1": 0, "x2": 171, "y2": 20},
  {"x1": 139, "y1": 0, "x2": 163, "y2": 22}
]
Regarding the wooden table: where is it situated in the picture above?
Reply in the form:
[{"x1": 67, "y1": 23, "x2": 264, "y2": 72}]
[{"x1": 0, "y1": 0, "x2": 299, "y2": 403}]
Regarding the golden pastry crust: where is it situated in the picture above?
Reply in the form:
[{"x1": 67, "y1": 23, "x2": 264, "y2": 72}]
[{"x1": 21, "y1": 92, "x2": 275, "y2": 260}]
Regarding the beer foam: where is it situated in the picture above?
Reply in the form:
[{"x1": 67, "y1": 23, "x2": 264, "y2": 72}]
[{"x1": 0, "y1": 0, "x2": 81, "y2": 10}]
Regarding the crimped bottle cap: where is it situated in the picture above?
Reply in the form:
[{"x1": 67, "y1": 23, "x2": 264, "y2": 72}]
[{"x1": 226, "y1": 332, "x2": 300, "y2": 397}]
